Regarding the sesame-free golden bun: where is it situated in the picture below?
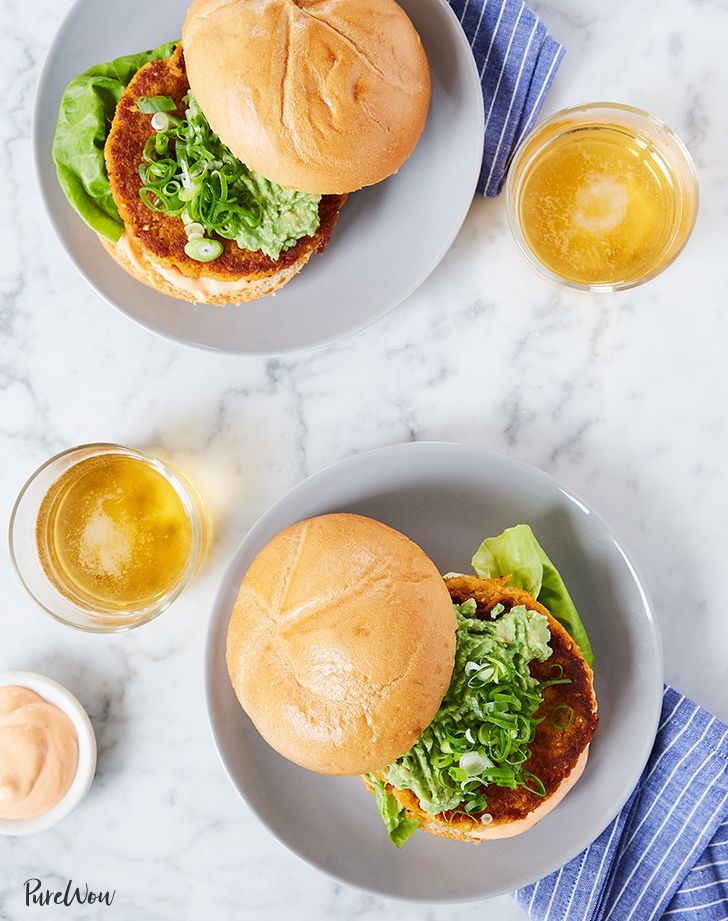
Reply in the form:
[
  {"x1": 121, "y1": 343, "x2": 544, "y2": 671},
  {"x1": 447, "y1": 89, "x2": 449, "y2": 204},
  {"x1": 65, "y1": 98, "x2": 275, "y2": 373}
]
[
  {"x1": 182, "y1": 0, "x2": 431, "y2": 194},
  {"x1": 226, "y1": 514, "x2": 456, "y2": 775},
  {"x1": 99, "y1": 234, "x2": 315, "y2": 305}
]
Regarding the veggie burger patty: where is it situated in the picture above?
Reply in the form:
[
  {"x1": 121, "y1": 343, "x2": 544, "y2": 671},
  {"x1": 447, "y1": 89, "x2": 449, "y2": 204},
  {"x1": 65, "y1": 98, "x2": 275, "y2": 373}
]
[
  {"x1": 105, "y1": 45, "x2": 347, "y2": 283},
  {"x1": 363, "y1": 575, "x2": 599, "y2": 843}
]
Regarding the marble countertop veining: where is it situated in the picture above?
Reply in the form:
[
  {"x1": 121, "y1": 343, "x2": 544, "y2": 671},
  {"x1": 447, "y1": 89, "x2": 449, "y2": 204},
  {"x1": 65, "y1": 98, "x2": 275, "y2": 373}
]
[{"x1": 1, "y1": 0, "x2": 728, "y2": 918}]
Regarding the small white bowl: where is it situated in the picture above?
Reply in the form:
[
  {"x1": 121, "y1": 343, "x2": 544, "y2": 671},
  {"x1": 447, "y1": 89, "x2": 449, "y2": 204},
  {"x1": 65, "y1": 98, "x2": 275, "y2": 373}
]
[{"x1": 0, "y1": 671, "x2": 97, "y2": 836}]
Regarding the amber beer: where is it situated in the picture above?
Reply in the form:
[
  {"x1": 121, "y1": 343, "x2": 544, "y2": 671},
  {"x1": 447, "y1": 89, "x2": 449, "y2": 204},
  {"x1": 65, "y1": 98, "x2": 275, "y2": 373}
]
[
  {"x1": 507, "y1": 104, "x2": 698, "y2": 290},
  {"x1": 36, "y1": 452, "x2": 196, "y2": 611}
]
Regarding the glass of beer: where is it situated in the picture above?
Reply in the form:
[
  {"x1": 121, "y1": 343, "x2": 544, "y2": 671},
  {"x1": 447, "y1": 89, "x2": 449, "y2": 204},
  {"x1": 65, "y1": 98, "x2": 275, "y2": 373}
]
[
  {"x1": 9, "y1": 444, "x2": 208, "y2": 632},
  {"x1": 506, "y1": 103, "x2": 699, "y2": 291}
]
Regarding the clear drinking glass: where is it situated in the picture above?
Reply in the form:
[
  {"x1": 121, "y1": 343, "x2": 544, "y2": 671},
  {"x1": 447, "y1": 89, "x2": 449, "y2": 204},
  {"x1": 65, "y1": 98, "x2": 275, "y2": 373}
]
[
  {"x1": 9, "y1": 443, "x2": 208, "y2": 632},
  {"x1": 506, "y1": 103, "x2": 699, "y2": 292}
]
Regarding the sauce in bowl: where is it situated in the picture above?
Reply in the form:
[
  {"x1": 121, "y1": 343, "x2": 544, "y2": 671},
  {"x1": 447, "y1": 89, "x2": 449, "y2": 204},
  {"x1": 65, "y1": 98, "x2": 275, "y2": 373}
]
[{"x1": 0, "y1": 686, "x2": 78, "y2": 821}]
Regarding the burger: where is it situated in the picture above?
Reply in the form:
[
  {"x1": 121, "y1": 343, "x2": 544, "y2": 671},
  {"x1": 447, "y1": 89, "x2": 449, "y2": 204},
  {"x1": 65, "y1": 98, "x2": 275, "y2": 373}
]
[
  {"x1": 226, "y1": 514, "x2": 598, "y2": 846},
  {"x1": 52, "y1": 0, "x2": 431, "y2": 305}
]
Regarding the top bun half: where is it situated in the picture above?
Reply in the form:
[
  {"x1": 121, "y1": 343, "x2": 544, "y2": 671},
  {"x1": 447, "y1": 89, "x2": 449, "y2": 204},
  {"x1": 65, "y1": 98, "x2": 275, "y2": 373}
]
[
  {"x1": 182, "y1": 0, "x2": 431, "y2": 194},
  {"x1": 226, "y1": 514, "x2": 456, "y2": 775}
]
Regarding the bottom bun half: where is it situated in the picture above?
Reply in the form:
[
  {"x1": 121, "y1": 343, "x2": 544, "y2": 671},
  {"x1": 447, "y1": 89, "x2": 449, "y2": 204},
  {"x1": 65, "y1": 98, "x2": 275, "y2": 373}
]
[
  {"x1": 99, "y1": 234, "x2": 313, "y2": 306},
  {"x1": 363, "y1": 746, "x2": 590, "y2": 844}
]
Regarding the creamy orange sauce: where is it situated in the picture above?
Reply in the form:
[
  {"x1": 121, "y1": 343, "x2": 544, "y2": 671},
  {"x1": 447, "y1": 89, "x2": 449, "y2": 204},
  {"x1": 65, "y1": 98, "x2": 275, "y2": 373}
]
[
  {"x1": 0, "y1": 687, "x2": 78, "y2": 821},
  {"x1": 116, "y1": 233, "x2": 244, "y2": 300},
  {"x1": 116, "y1": 231, "x2": 147, "y2": 275},
  {"x1": 153, "y1": 261, "x2": 244, "y2": 299}
]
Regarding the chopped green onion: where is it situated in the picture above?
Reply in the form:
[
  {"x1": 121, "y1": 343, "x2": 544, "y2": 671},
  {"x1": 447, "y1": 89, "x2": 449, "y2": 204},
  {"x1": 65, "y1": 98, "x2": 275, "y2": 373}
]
[
  {"x1": 184, "y1": 237, "x2": 223, "y2": 262},
  {"x1": 459, "y1": 752, "x2": 491, "y2": 776},
  {"x1": 475, "y1": 667, "x2": 496, "y2": 683},
  {"x1": 184, "y1": 222, "x2": 205, "y2": 239},
  {"x1": 539, "y1": 676, "x2": 573, "y2": 689},
  {"x1": 539, "y1": 662, "x2": 573, "y2": 691},
  {"x1": 461, "y1": 779, "x2": 483, "y2": 794},
  {"x1": 137, "y1": 95, "x2": 177, "y2": 113},
  {"x1": 448, "y1": 766, "x2": 468, "y2": 783},
  {"x1": 521, "y1": 772, "x2": 547, "y2": 797},
  {"x1": 550, "y1": 704, "x2": 575, "y2": 730},
  {"x1": 135, "y1": 91, "x2": 320, "y2": 260},
  {"x1": 154, "y1": 134, "x2": 170, "y2": 156},
  {"x1": 161, "y1": 180, "x2": 182, "y2": 197},
  {"x1": 142, "y1": 135, "x2": 159, "y2": 163},
  {"x1": 151, "y1": 112, "x2": 171, "y2": 133},
  {"x1": 382, "y1": 601, "x2": 555, "y2": 822}
]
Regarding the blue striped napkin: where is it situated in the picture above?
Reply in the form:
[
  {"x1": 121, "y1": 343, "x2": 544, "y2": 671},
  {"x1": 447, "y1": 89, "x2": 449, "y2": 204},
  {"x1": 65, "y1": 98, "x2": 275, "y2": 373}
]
[
  {"x1": 448, "y1": 0, "x2": 565, "y2": 196},
  {"x1": 515, "y1": 687, "x2": 728, "y2": 920}
]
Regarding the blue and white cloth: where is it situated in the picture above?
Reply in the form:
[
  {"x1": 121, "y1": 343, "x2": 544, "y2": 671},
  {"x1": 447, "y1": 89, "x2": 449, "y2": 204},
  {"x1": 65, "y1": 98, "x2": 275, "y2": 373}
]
[
  {"x1": 516, "y1": 687, "x2": 728, "y2": 920},
  {"x1": 449, "y1": 0, "x2": 565, "y2": 197}
]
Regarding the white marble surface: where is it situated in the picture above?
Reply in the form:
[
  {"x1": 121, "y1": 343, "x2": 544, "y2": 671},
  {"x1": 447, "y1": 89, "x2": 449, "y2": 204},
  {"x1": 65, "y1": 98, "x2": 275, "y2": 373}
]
[{"x1": 2, "y1": 0, "x2": 728, "y2": 918}]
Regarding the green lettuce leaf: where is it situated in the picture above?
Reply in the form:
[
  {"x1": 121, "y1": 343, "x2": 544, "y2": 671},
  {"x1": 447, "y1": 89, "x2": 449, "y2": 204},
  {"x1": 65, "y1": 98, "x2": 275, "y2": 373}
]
[
  {"x1": 471, "y1": 524, "x2": 594, "y2": 666},
  {"x1": 52, "y1": 41, "x2": 177, "y2": 241},
  {"x1": 366, "y1": 775, "x2": 420, "y2": 847}
]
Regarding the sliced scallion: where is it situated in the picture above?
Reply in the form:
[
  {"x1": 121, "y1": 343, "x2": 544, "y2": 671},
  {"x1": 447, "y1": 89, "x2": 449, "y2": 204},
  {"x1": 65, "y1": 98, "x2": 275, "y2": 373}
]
[
  {"x1": 151, "y1": 112, "x2": 171, "y2": 133},
  {"x1": 521, "y1": 772, "x2": 547, "y2": 797},
  {"x1": 184, "y1": 237, "x2": 223, "y2": 262},
  {"x1": 137, "y1": 95, "x2": 177, "y2": 113},
  {"x1": 382, "y1": 601, "x2": 555, "y2": 821},
  {"x1": 459, "y1": 752, "x2": 491, "y2": 776},
  {"x1": 550, "y1": 704, "x2": 575, "y2": 730}
]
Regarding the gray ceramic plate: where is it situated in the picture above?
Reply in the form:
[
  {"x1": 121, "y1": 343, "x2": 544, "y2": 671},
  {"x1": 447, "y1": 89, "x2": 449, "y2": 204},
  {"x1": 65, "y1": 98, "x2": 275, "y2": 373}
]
[
  {"x1": 33, "y1": 0, "x2": 484, "y2": 355},
  {"x1": 206, "y1": 442, "x2": 663, "y2": 902}
]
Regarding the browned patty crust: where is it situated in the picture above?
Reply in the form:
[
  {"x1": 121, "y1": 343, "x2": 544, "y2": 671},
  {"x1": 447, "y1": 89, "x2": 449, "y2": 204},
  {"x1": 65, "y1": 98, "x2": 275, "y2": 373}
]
[
  {"x1": 367, "y1": 576, "x2": 598, "y2": 837},
  {"x1": 105, "y1": 45, "x2": 347, "y2": 281}
]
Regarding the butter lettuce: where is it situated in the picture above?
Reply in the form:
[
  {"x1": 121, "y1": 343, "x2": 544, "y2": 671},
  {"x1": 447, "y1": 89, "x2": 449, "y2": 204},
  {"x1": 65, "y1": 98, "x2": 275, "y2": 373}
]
[
  {"x1": 53, "y1": 42, "x2": 177, "y2": 241},
  {"x1": 366, "y1": 775, "x2": 420, "y2": 848},
  {"x1": 472, "y1": 524, "x2": 594, "y2": 666}
]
